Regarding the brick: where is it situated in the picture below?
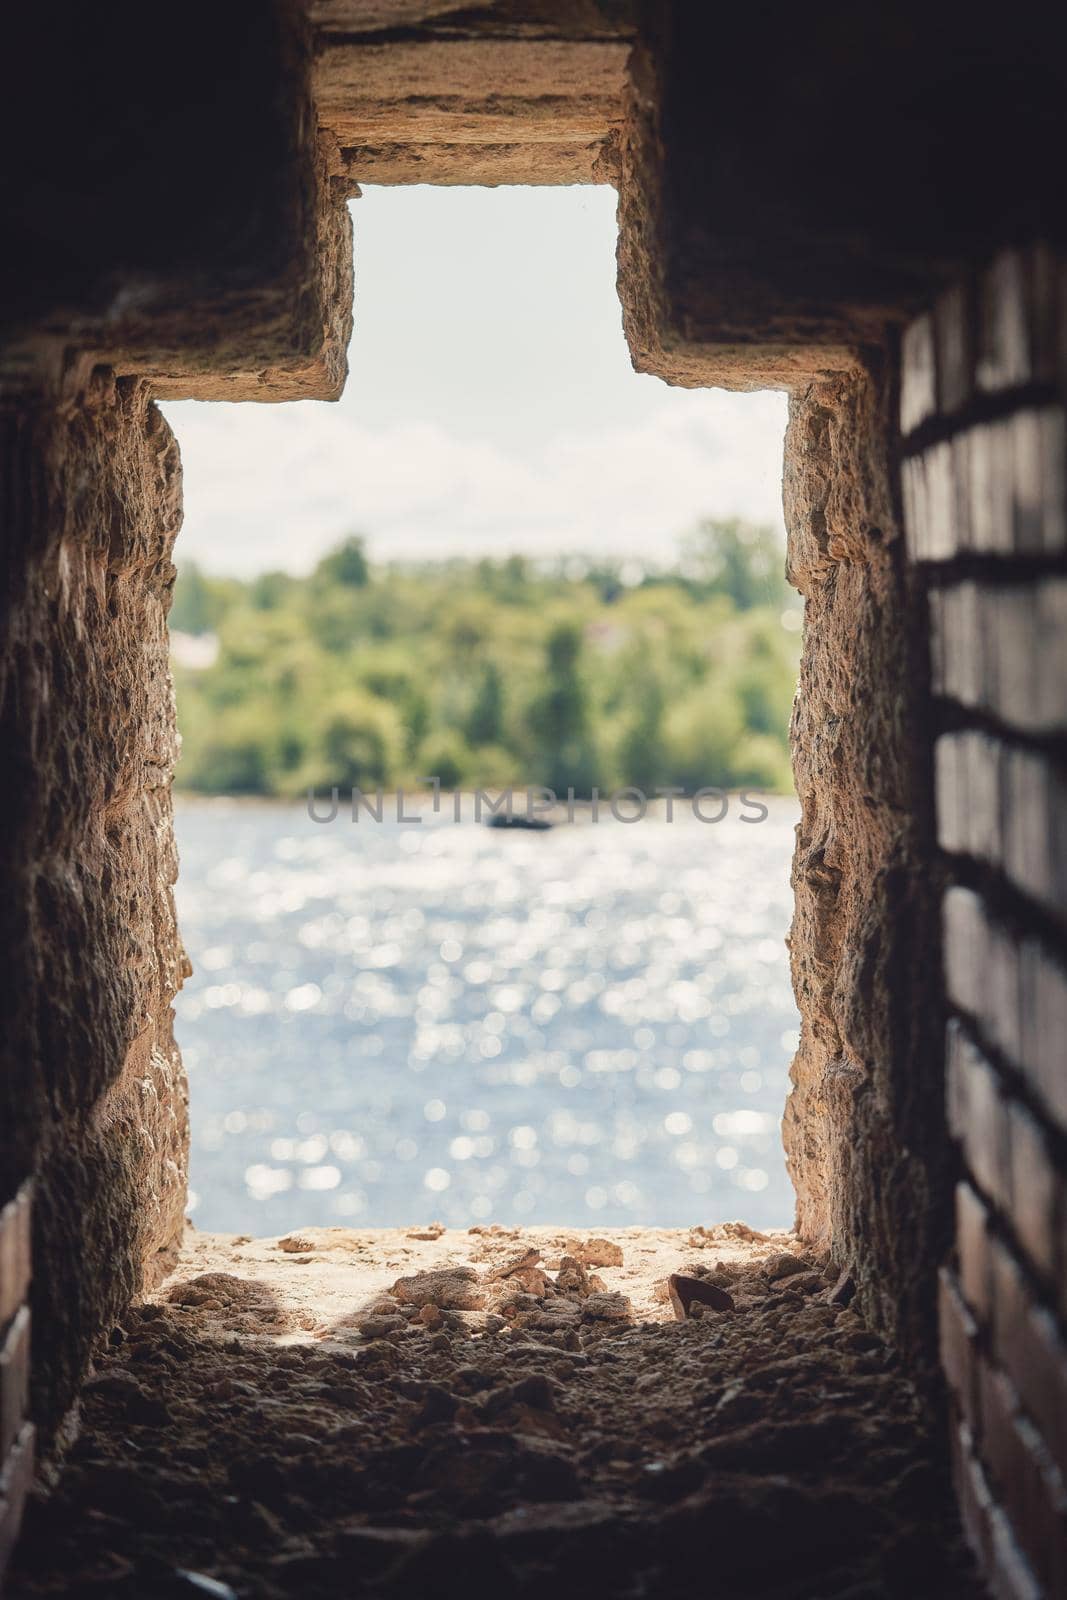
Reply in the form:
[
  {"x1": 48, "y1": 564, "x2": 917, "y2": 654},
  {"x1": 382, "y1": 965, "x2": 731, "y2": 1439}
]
[
  {"x1": 940, "y1": 1266, "x2": 980, "y2": 1428},
  {"x1": 990, "y1": 588, "x2": 1044, "y2": 732},
  {"x1": 989, "y1": 1232, "x2": 1030, "y2": 1388},
  {"x1": 968, "y1": 420, "x2": 1015, "y2": 554},
  {"x1": 911, "y1": 406, "x2": 1065, "y2": 564},
  {"x1": 1020, "y1": 1305, "x2": 1067, "y2": 1485},
  {"x1": 978, "y1": 1361, "x2": 1067, "y2": 1600},
  {"x1": 943, "y1": 892, "x2": 1067, "y2": 1133},
  {"x1": 1012, "y1": 407, "x2": 1067, "y2": 554},
  {"x1": 1003, "y1": 747, "x2": 1066, "y2": 922},
  {"x1": 1034, "y1": 407, "x2": 1067, "y2": 553},
  {"x1": 952, "y1": 1421, "x2": 995, "y2": 1574},
  {"x1": 935, "y1": 281, "x2": 975, "y2": 415},
  {"x1": 986, "y1": 917, "x2": 1024, "y2": 1070},
  {"x1": 0, "y1": 1422, "x2": 35, "y2": 1587},
  {"x1": 1022, "y1": 940, "x2": 1067, "y2": 1133},
  {"x1": 925, "y1": 440, "x2": 958, "y2": 559},
  {"x1": 946, "y1": 1024, "x2": 1011, "y2": 1208},
  {"x1": 956, "y1": 1181, "x2": 993, "y2": 1324},
  {"x1": 932, "y1": 579, "x2": 1067, "y2": 735},
  {"x1": 1028, "y1": 244, "x2": 1064, "y2": 388},
  {"x1": 930, "y1": 580, "x2": 984, "y2": 707},
  {"x1": 0, "y1": 1186, "x2": 31, "y2": 1333},
  {"x1": 1007, "y1": 1100, "x2": 1058, "y2": 1283},
  {"x1": 988, "y1": 1502, "x2": 1047, "y2": 1600},
  {"x1": 935, "y1": 733, "x2": 965, "y2": 854},
  {"x1": 944, "y1": 885, "x2": 987, "y2": 1020},
  {"x1": 903, "y1": 441, "x2": 964, "y2": 562},
  {"x1": 0, "y1": 1308, "x2": 29, "y2": 1463},
  {"x1": 978, "y1": 252, "x2": 1033, "y2": 393},
  {"x1": 964, "y1": 730, "x2": 1003, "y2": 864},
  {"x1": 901, "y1": 312, "x2": 938, "y2": 433},
  {"x1": 901, "y1": 455, "x2": 926, "y2": 560},
  {"x1": 943, "y1": 895, "x2": 1020, "y2": 1064},
  {"x1": 1035, "y1": 581, "x2": 1067, "y2": 733}
]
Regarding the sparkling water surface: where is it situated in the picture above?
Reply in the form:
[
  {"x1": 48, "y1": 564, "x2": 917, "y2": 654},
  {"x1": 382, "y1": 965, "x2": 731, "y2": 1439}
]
[{"x1": 174, "y1": 798, "x2": 800, "y2": 1234}]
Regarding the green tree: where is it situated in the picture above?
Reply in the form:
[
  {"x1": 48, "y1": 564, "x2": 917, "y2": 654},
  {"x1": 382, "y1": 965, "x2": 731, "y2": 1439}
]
[
  {"x1": 525, "y1": 621, "x2": 600, "y2": 795},
  {"x1": 465, "y1": 661, "x2": 505, "y2": 748},
  {"x1": 313, "y1": 535, "x2": 369, "y2": 589}
]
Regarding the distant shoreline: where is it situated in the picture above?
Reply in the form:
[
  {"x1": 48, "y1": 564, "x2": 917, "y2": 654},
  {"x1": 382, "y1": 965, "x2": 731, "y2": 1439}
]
[{"x1": 173, "y1": 789, "x2": 800, "y2": 825}]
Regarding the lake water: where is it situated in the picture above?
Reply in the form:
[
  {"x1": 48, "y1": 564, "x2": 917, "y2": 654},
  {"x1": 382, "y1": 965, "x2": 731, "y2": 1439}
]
[{"x1": 173, "y1": 796, "x2": 800, "y2": 1235}]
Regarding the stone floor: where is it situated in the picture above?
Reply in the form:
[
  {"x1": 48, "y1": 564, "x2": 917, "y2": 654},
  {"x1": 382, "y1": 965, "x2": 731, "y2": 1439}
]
[{"x1": 11, "y1": 1223, "x2": 983, "y2": 1598}]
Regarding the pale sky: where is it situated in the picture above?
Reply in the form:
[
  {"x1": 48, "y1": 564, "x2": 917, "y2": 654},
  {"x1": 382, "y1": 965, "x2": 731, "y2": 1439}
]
[{"x1": 162, "y1": 187, "x2": 788, "y2": 576}]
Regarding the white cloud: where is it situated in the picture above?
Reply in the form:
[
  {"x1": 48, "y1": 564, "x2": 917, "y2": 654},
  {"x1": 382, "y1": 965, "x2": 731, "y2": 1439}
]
[
  {"x1": 161, "y1": 187, "x2": 787, "y2": 576},
  {"x1": 165, "y1": 390, "x2": 786, "y2": 575}
]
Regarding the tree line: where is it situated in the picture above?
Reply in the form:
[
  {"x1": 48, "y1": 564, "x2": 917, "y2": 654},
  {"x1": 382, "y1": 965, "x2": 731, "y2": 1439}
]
[{"x1": 170, "y1": 519, "x2": 801, "y2": 798}]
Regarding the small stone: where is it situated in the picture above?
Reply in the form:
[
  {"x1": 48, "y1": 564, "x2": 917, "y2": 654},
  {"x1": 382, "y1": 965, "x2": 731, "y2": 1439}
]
[
  {"x1": 277, "y1": 1235, "x2": 315, "y2": 1254},
  {"x1": 564, "y1": 1237, "x2": 624, "y2": 1268},
  {"x1": 392, "y1": 1267, "x2": 487, "y2": 1311},
  {"x1": 667, "y1": 1274, "x2": 735, "y2": 1321},
  {"x1": 418, "y1": 1303, "x2": 443, "y2": 1329},
  {"x1": 827, "y1": 1269, "x2": 856, "y2": 1306},
  {"x1": 359, "y1": 1316, "x2": 405, "y2": 1341},
  {"x1": 555, "y1": 1256, "x2": 591, "y2": 1296},
  {"x1": 765, "y1": 1252, "x2": 808, "y2": 1281},
  {"x1": 487, "y1": 1246, "x2": 542, "y2": 1281},
  {"x1": 580, "y1": 1291, "x2": 633, "y2": 1323},
  {"x1": 407, "y1": 1222, "x2": 446, "y2": 1240}
]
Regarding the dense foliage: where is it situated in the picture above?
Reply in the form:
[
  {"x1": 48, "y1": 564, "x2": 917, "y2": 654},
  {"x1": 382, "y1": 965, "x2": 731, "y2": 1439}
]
[{"x1": 170, "y1": 520, "x2": 801, "y2": 797}]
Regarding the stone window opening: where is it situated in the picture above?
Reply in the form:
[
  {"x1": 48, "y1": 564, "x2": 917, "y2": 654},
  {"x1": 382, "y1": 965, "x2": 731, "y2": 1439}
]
[
  {"x1": 6, "y1": 7, "x2": 1064, "y2": 1593},
  {"x1": 163, "y1": 183, "x2": 803, "y2": 1245}
]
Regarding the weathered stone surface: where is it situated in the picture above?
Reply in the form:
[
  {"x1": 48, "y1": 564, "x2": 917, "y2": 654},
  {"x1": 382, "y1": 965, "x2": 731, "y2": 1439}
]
[
  {"x1": 316, "y1": 37, "x2": 630, "y2": 189},
  {"x1": 782, "y1": 368, "x2": 949, "y2": 1378},
  {"x1": 392, "y1": 1268, "x2": 487, "y2": 1311},
  {"x1": 0, "y1": 374, "x2": 188, "y2": 1436},
  {"x1": 1, "y1": 3, "x2": 352, "y2": 404}
]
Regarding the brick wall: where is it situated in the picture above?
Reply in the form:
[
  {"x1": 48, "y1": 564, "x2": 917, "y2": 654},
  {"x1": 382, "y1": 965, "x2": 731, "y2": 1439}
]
[
  {"x1": 901, "y1": 246, "x2": 1067, "y2": 1598},
  {"x1": 0, "y1": 1185, "x2": 33, "y2": 1585}
]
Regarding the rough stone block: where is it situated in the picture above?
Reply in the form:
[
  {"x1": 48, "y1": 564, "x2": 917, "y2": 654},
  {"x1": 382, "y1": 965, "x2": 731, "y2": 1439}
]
[
  {"x1": 931, "y1": 581, "x2": 984, "y2": 706},
  {"x1": 0, "y1": 1188, "x2": 31, "y2": 1332},
  {"x1": 936, "y1": 730, "x2": 1003, "y2": 863},
  {"x1": 956, "y1": 1181, "x2": 993, "y2": 1324},
  {"x1": 0, "y1": 1308, "x2": 29, "y2": 1462},
  {"x1": 952, "y1": 1421, "x2": 995, "y2": 1576},
  {"x1": 1011, "y1": 408, "x2": 1066, "y2": 553},
  {"x1": 1003, "y1": 748, "x2": 1062, "y2": 921},
  {"x1": 1015, "y1": 940, "x2": 1067, "y2": 1138},
  {"x1": 968, "y1": 420, "x2": 1015, "y2": 553},
  {"x1": 936, "y1": 281, "x2": 975, "y2": 414},
  {"x1": 0, "y1": 1422, "x2": 34, "y2": 1586},
  {"x1": 1007, "y1": 1101, "x2": 1058, "y2": 1282},
  {"x1": 940, "y1": 1266, "x2": 980, "y2": 1429},
  {"x1": 978, "y1": 252, "x2": 1034, "y2": 392},
  {"x1": 901, "y1": 313, "x2": 938, "y2": 433},
  {"x1": 978, "y1": 1358, "x2": 1067, "y2": 1600},
  {"x1": 946, "y1": 1024, "x2": 1011, "y2": 1209},
  {"x1": 932, "y1": 580, "x2": 1067, "y2": 735},
  {"x1": 944, "y1": 886, "x2": 988, "y2": 1021}
]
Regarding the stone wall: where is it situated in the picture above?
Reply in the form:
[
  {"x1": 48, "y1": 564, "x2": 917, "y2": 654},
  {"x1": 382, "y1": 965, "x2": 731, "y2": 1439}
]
[
  {"x1": 901, "y1": 247, "x2": 1067, "y2": 1596},
  {"x1": 782, "y1": 368, "x2": 948, "y2": 1376},
  {"x1": 1, "y1": 6, "x2": 1065, "y2": 1594},
  {"x1": 0, "y1": 377, "x2": 188, "y2": 1439}
]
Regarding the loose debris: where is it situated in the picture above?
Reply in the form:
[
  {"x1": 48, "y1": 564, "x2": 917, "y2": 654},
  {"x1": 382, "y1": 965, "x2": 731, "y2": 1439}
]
[{"x1": 10, "y1": 1225, "x2": 978, "y2": 1599}]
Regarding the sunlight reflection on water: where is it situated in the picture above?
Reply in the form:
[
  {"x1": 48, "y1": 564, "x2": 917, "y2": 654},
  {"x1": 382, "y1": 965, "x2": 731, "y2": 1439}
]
[{"x1": 174, "y1": 798, "x2": 800, "y2": 1233}]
